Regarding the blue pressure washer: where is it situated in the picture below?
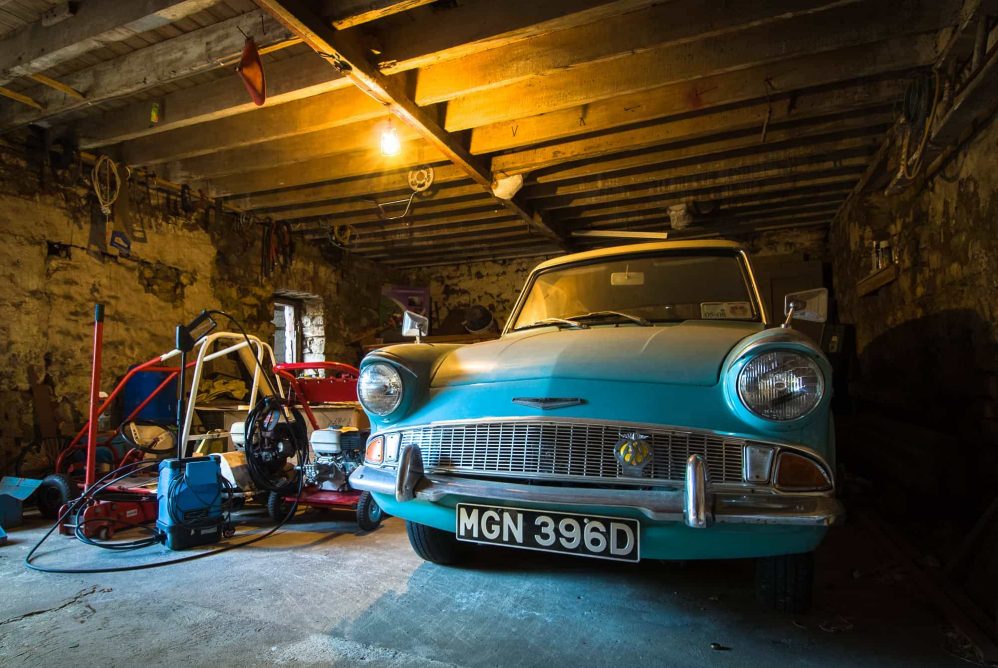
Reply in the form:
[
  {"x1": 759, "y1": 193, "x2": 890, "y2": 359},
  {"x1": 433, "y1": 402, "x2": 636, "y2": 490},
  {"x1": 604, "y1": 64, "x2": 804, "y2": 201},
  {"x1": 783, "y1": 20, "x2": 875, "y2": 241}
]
[{"x1": 156, "y1": 457, "x2": 230, "y2": 550}]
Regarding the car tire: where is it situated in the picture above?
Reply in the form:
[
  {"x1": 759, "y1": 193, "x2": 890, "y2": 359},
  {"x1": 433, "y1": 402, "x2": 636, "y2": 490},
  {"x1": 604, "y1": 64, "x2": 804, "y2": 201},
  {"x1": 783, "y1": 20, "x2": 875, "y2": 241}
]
[
  {"x1": 356, "y1": 491, "x2": 383, "y2": 531},
  {"x1": 266, "y1": 490, "x2": 293, "y2": 522},
  {"x1": 756, "y1": 552, "x2": 814, "y2": 613},
  {"x1": 405, "y1": 520, "x2": 465, "y2": 565},
  {"x1": 36, "y1": 473, "x2": 77, "y2": 519}
]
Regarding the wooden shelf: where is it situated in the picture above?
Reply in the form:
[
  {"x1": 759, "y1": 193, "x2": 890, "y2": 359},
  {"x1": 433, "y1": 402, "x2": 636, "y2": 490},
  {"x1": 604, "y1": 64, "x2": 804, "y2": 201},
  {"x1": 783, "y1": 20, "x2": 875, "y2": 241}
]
[{"x1": 857, "y1": 264, "x2": 898, "y2": 296}]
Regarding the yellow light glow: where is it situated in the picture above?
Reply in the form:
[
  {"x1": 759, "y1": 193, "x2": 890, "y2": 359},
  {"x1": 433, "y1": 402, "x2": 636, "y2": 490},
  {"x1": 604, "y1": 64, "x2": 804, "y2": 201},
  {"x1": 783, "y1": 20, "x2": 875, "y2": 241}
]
[{"x1": 380, "y1": 125, "x2": 401, "y2": 156}]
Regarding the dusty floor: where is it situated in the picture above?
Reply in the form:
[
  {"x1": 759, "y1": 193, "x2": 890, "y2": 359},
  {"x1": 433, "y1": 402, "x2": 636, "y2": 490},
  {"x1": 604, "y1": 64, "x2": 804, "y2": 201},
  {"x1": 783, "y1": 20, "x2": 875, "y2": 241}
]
[{"x1": 0, "y1": 506, "x2": 973, "y2": 667}]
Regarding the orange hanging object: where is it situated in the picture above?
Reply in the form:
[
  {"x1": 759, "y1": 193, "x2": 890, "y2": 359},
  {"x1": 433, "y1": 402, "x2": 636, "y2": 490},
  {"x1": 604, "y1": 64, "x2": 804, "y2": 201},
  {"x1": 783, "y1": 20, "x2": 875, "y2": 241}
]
[{"x1": 236, "y1": 36, "x2": 266, "y2": 106}]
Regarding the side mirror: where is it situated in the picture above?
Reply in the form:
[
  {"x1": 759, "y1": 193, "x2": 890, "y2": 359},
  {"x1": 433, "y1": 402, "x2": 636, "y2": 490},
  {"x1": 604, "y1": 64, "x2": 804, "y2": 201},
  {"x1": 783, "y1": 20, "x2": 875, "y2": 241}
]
[
  {"x1": 401, "y1": 310, "x2": 429, "y2": 343},
  {"x1": 783, "y1": 288, "x2": 828, "y2": 327}
]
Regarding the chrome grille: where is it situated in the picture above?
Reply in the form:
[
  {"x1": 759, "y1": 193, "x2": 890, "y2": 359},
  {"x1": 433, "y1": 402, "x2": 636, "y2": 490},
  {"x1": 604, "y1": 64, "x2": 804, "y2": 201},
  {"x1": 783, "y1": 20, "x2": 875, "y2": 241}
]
[{"x1": 398, "y1": 420, "x2": 746, "y2": 485}]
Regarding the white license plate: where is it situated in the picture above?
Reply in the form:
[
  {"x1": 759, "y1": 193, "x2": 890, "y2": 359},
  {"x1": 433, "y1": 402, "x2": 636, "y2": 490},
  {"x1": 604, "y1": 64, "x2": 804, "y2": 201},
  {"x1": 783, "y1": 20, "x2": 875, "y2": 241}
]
[{"x1": 455, "y1": 503, "x2": 640, "y2": 563}]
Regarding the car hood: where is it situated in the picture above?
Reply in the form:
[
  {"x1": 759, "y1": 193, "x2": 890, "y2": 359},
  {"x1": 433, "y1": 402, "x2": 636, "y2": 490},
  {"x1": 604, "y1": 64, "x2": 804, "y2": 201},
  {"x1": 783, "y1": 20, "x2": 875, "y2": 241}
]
[{"x1": 431, "y1": 321, "x2": 764, "y2": 388}]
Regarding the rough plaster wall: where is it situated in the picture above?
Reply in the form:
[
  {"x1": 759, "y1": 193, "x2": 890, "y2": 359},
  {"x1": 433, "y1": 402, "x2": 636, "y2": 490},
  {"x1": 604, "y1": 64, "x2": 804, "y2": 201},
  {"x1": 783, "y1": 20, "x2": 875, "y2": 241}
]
[
  {"x1": 0, "y1": 149, "x2": 386, "y2": 471},
  {"x1": 831, "y1": 113, "x2": 998, "y2": 460},
  {"x1": 410, "y1": 228, "x2": 829, "y2": 331}
]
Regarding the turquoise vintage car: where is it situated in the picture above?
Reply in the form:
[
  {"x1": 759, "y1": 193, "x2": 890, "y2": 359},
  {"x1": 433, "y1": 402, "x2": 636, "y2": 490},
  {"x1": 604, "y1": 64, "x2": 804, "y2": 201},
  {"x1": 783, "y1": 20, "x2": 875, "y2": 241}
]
[{"x1": 350, "y1": 241, "x2": 843, "y2": 611}]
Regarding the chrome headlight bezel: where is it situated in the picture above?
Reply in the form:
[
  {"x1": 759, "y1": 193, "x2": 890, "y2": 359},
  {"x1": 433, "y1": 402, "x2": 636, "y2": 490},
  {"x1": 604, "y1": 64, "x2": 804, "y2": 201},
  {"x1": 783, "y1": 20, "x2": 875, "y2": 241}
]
[
  {"x1": 358, "y1": 362, "x2": 404, "y2": 416},
  {"x1": 735, "y1": 350, "x2": 825, "y2": 422}
]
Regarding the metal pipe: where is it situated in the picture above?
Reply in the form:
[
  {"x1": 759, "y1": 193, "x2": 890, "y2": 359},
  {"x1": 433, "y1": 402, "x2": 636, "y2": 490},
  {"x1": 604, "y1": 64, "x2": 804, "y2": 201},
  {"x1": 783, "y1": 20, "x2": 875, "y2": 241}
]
[{"x1": 84, "y1": 304, "x2": 105, "y2": 491}]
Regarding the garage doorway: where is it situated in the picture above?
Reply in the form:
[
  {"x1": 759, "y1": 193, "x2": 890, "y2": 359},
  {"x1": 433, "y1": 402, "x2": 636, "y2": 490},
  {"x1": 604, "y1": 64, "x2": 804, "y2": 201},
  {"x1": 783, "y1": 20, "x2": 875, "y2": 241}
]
[{"x1": 273, "y1": 297, "x2": 303, "y2": 364}]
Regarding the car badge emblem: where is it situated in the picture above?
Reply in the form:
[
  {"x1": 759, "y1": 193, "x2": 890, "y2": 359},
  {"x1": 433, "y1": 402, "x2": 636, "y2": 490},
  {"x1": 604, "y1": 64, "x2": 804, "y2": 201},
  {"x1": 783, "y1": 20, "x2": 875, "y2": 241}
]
[
  {"x1": 614, "y1": 432, "x2": 653, "y2": 476},
  {"x1": 512, "y1": 397, "x2": 585, "y2": 410}
]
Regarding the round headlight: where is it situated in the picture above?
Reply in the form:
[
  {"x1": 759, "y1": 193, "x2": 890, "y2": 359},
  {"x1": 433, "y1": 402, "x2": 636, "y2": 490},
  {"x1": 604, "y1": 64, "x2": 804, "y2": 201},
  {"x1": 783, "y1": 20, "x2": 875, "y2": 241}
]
[
  {"x1": 358, "y1": 363, "x2": 403, "y2": 416},
  {"x1": 736, "y1": 351, "x2": 824, "y2": 421}
]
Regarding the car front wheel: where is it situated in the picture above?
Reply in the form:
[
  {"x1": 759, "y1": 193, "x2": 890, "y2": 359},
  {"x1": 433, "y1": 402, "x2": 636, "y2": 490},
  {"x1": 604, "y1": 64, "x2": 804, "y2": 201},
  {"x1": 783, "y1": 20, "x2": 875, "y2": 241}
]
[
  {"x1": 405, "y1": 520, "x2": 465, "y2": 565},
  {"x1": 755, "y1": 552, "x2": 814, "y2": 613}
]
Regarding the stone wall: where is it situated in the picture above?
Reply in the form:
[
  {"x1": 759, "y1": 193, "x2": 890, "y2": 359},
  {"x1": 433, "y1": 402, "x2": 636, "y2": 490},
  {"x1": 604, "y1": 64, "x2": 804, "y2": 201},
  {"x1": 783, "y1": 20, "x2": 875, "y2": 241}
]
[
  {"x1": 411, "y1": 226, "x2": 830, "y2": 332},
  {"x1": 0, "y1": 144, "x2": 387, "y2": 472},
  {"x1": 830, "y1": 112, "x2": 998, "y2": 488}
]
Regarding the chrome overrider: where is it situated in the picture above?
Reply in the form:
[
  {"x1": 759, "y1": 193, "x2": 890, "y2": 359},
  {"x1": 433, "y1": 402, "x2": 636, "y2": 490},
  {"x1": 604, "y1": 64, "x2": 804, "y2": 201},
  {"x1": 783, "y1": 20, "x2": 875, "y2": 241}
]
[{"x1": 350, "y1": 430, "x2": 844, "y2": 529}]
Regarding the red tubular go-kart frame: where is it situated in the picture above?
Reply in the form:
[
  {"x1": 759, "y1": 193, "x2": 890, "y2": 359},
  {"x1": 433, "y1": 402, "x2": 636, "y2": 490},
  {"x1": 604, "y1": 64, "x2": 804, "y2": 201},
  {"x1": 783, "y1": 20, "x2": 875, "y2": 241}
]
[{"x1": 272, "y1": 362, "x2": 359, "y2": 431}]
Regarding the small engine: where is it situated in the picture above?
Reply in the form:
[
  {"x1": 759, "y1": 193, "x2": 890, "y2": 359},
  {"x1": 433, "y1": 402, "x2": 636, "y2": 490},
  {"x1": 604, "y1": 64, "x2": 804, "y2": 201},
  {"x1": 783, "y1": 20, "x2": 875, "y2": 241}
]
[{"x1": 305, "y1": 427, "x2": 365, "y2": 491}]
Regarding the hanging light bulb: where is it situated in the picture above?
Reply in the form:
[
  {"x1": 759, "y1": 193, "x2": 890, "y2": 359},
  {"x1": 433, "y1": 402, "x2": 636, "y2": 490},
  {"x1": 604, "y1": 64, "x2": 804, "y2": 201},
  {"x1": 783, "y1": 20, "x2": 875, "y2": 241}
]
[{"x1": 380, "y1": 116, "x2": 401, "y2": 157}]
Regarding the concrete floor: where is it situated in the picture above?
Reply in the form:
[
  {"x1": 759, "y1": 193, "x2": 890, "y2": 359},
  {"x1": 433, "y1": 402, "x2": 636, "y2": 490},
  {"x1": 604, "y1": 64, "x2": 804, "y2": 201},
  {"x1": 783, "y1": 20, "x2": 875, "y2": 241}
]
[{"x1": 0, "y1": 506, "x2": 973, "y2": 667}]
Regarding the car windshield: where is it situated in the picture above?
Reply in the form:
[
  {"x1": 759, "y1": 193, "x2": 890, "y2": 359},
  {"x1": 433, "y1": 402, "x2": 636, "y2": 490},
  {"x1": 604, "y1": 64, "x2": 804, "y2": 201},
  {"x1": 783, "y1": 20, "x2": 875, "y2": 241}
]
[{"x1": 511, "y1": 251, "x2": 759, "y2": 330}]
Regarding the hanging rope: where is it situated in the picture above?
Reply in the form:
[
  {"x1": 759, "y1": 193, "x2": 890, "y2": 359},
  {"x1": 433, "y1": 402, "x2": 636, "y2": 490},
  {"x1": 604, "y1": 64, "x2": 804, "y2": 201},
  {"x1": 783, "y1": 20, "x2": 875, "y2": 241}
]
[{"x1": 91, "y1": 155, "x2": 121, "y2": 216}]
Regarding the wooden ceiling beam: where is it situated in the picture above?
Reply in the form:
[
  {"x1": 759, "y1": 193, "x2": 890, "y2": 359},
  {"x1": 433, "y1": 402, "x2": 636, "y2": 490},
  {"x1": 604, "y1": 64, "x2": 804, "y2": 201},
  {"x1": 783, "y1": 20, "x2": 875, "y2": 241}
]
[
  {"x1": 369, "y1": 0, "x2": 661, "y2": 74},
  {"x1": 315, "y1": 0, "x2": 438, "y2": 30},
  {"x1": 272, "y1": 185, "x2": 494, "y2": 222},
  {"x1": 167, "y1": 117, "x2": 422, "y2": 181},
  {"x1": 493, "y1": 100, "x2": 894, "y2": 177},
  {"x1": 364, "y1": 235, "x2": 557, "y2": 260},
  {"x1": 303, "y1": 209, "x2": 518, "y2": 237},
  {"x1": 121, "y1": 86, "x2": 383, "y2": 166},
  {"x1": 415, "y1": 0, "x2": 862, "y2": 106},
  {"x1": 203, "y1": 139, "x2": 447, "y2": 195},
  {"x1": 554, "y1": 174, "x2": 863, "y2": 223},
  {"x1": 443, "y1": 8, "x2": 944, "y2": 133},
  {"x1": 388, "y1": 248, "x2": 557, "y2": 269},
  {"x1": 231, "y1": 164, "x2": 469, "y2": 210},
  {"x1": 0, "y1": 0, "x2": 219, "y2": 87},
  {"x1": 350, "y1": 222, "x2": 532, "y2": 251},
  {"x1": 0, "y1": 9, "x2": 293, "y2": 130},
  {"x1": 255, "y1": 0, "x2": 565, "y2": 247},
  {"x1": 76, "y1": 52, "x2": 350, "y2": 149},
  {"x1": 592, "y1": 202, "x2": 841, "y2": 233},
  {"x1": 524, "y1": 136, "x2": 879, "y2": 202},
  {"x1": 475, "y1": 74, "x2": 906, "y2": 158}
]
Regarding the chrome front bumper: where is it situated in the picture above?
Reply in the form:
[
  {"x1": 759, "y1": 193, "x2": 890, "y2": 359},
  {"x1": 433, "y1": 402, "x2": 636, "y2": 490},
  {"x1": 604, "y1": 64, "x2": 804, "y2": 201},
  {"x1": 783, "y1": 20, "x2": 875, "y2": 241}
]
[{"x1": 350, "y1": 447, "x2": 844, "y2": 528}]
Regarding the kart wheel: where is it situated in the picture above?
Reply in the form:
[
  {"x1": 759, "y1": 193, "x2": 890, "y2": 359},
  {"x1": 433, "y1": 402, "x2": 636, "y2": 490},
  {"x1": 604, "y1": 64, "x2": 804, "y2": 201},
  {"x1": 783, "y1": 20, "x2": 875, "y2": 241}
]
[
  {"x1": 266, "y1": 490, "x2": 293, "y2": 522},
  {"x1": 356, "y1": 491, "x2": 383, "y2": 531},
  {"x1": 756, "y1": 552, "x2": 814, "y2": 613},
  {"x1": 36, "y1": 473, "x2": 77, "y2": 519},
  {"x1": 405, "y1": 520, "x2": 465, "y2": 565}
]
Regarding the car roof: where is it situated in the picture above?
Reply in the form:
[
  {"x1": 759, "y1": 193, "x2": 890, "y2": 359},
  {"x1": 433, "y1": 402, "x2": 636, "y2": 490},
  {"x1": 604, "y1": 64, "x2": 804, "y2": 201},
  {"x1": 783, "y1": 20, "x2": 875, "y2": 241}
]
[{"x1": 532, "y1": 240, "x2": 747, "y2": 272}]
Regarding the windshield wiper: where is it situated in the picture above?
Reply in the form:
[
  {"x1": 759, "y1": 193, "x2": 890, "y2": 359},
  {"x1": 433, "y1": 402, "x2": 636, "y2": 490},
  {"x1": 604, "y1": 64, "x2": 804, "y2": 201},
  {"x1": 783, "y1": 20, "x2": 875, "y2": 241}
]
[
  {"x1": 569, "y1": 310, "x2": 652, "y2": 327},
  {"x1": 515, "y1": 317, "x2": 590, "y2": 331}
]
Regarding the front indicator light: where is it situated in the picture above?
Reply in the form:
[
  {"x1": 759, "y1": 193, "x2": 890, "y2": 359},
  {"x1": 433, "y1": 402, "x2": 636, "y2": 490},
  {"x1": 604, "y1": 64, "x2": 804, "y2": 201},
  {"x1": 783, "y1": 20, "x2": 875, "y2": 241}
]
[
  {"x1": 366, "y1": 436, "x2": 385, "y2": 464},
  {"x1": 775, "y1": 452, "x2": 831, "y2": 491}
]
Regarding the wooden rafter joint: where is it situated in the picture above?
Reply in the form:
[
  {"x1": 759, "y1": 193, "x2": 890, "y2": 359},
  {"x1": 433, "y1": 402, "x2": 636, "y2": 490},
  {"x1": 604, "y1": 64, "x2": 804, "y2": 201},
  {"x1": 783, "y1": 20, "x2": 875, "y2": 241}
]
[
  {"x1": 28, "y1": 74, "x2": 84, "y2": 100},
  {"x1": 0, "y1": 86, "x2": 43, "y2": 110}
]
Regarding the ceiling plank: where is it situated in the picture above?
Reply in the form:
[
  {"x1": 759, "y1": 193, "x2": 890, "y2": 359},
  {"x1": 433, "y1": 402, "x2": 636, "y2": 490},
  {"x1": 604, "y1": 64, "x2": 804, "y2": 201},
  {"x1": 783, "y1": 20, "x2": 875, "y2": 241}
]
[
  {"x1": 414, "y1": 0, "x2": 861, "y2": 106},
  {"x1": 0, "y1": 0, "x2": 220, "y2": 86},
  {"x1": 76, "y1": 52, "x2": 350, "y2": 149},
  {"x1": 255, "y1": 0, "x2": 565, "y2": 246},
  {"x1": 370, "y1": 0, "x2": 661, "y2": 73},
  {"x1": 0, "y1": 9, "x2": 293, "y2": 130},
  {"x1": 448, "y1": 31, "x2": 940, "y2": 133},
  {"x1": 122, "y1": 86, "x2": 383, "y2": 166},
  {"x1": 315, "y1": 0, "x2": 438, "y2": 29},
  {"x1": 389, "y1": 249, "x2": 556, "y2": 269}
]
